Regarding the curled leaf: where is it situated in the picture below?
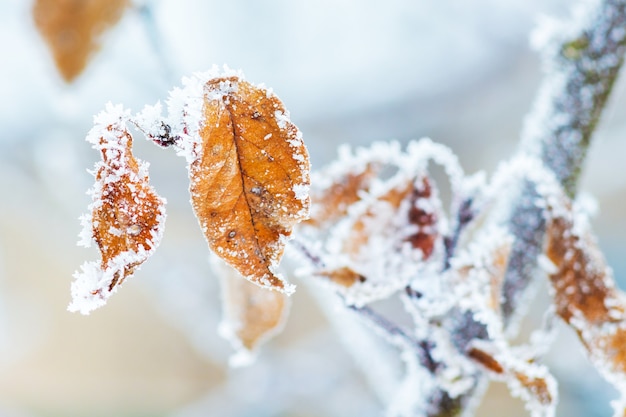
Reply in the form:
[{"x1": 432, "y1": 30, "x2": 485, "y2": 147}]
[
  {"x1": 70, "y1": 104, "x2": 166, "y2": 314},
  {"x1": 185, "y1": 75, "x2": 310, "y2": 293},
  {"x1": 33, "y1": 0, "x2": 129, "y2": 82}
]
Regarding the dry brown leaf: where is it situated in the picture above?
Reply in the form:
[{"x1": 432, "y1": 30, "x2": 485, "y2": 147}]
[
  {"x1": 33, "y1": 0, "x2": 128, "y2": 82},
  {"x1": 219, "y1": 260, "x2": 290, "y2": 355},
  {"x1": 190, "y1": 76, "x2": 310, "y2": 293},
  {"x1": 91, "y1": 130, "x2": 164, "y2": 290},
  {"x1": 307, "y1": 163, "x2": 378, "y2": 227},
  {"x1": 546, "y1": 215, "x2": 623, "y2": 325},
  {"x1": 70, "y1": 105, "x2": 166, "y2": 314},
  {"x1": 546, "y1": 207, "x2": 626, "y2": 380}
]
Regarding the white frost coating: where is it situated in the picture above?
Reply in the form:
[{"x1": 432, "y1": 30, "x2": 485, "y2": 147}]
[
  {"x1": 165, "y1": 65, "x2": 244, "y2": 165},
  {"x1": 293, "y1": 183, "x2": 310, "y2": 203},
  {"x1": 405, "y1": 138, "x2": 464, "y2": 198},
  {"x1": 133, "y1": 101, "x2": 165, "y2": 139},
  {"x1": 274, "y1": 110, "x2": 289, "y2": 130},
  {"x1": 85, "y1": 102, "x2": 132, "y2": 147},
  {"x1": 449, "y1": 224, "x2": 513, "y2": 339},
  {"x1": 77, "y1": 213, "x2": 94, "y2": 248},
  {"x1": 386, "y1": 347, "x2": 434, "y2": 417},
  {"x1": 482, "y1": 155, "x2": 567, "y2": 225}
]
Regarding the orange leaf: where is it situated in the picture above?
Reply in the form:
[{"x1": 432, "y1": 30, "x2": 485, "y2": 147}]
[
  {"x1": 545, "y1": 215, "x2": 622, "y2": 325},
  {"x1": 218, "y1": 259, "x2": 290, "y2": 358},
  {"x1": 545, "y1": 203, "x2": 626, "y2": 384},
  {"x1": 70, "y1": 104, "x2": 166, "y2": 314},
  {"x1": 33, "y1": 0, "x2": 129, "y2": 82},
  {"x1": 316, "y1": 266, "x2": 366, "y2": 288},
  {"x1": 188, "y1": 76, "x2": 310, "y2": 293}
]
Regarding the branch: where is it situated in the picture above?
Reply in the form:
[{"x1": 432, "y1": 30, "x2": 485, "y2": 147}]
[
  {"x1": 428, "y1": 1, "x2": 626, "y2": 415},
  {"x1": 506, "y1": 0, "x2": 626, "y2": 326}
]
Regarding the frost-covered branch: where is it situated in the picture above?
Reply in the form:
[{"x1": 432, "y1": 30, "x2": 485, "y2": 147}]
[
  {"x1": 522, "y1": 0, "x2": 626, "y2": 197},
  {"x1": 506, "y1": 0, "x2": 626, "y2": 328},
  {"x1": 427, "y1": 1, "x2": 626, "y2": 416}
]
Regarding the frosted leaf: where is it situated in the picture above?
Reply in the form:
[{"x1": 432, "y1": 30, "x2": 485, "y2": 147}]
[
  {"x1": 323, "y1": 175, "x2": 443, "y2": 306},
  {"x1": 172, "y1": 70, "x2": 310, "y2": 293},
  {"x1": 466, "y1": 340, "x2": 557, "y2": 417},
  {"x1": 303, "y1": 139, "x2": 461, "y2": 305},
  {"x1": 70, "y1": 103, "x2": 166, "y2": 314},
  {"x1": 165, "y1": 66, "x2": 245, "y2": 164},
  {"x1": 545, "y1": 195, "x2": 626, "y2": 413},
  {"x1": 214, "y1": 256, "x2": 290, "y2": 365}
]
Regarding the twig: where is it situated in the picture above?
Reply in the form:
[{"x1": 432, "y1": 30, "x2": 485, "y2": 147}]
[
  {"x1": 348, "y1": 304, "x2": 438, "y2": 373},
  {"x1": 506, "y1": 0, "x2": 626, "y2": 325},
  {"x1": 427, "y1": 1, "x2": 626, "y2": 415}
]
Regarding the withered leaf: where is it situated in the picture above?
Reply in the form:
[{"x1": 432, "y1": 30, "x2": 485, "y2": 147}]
[
  {"x1": 218, "y1": 259, "x2": 290, "y2": 354},
  {"x1": 466, "y1": 342, "x2": 555, "y2": 410},
  {"x1": 316, "y1": 266, "x2": 366, "y2": 288},
  {"x1": 70, "y1": 105, "x2": 166, "y2": 314},
  {"x1": 307, "y1": 163, "x2": 378, "y2": 227},
  {"x1": 33, "y1": 0, "x2": 129, "y2": 82},
  {"x1": 189, "y1": 76, "x2": 310, "y2": 293},
  {"x1": 546, "y1": 205, "x2": 626, "y2": 381}
]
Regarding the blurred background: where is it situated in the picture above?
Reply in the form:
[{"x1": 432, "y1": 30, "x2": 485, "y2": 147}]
[{"x1": 1, "y1": 0, "x2": 625, "y2": 416}]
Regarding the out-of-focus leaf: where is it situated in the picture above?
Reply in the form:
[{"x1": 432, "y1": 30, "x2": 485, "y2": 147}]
[
  {"x1": 466, "y1": 342, "x2": 556, "y2": 415},
  {"x1": 343, "y1": 179, "x2": 415, "y2": 258},
  {"x1": 70, "y1": 104, "x2": 166, "y2": 314},
  {"x1": 33, "y1": 0, "x2": 129, "y2": 82},
  {"x1": 317, "y1": 266, "x2": 366, "y2": 288},
  {"x1": 307, "y1": 163, "x2": 378, "y2": 227},
  {"x1": 189, "y1": 76, "x2": 310, "y2": 294},
  {"x1": 219, "y1": 260, "x2": 290, "y2": 358}
]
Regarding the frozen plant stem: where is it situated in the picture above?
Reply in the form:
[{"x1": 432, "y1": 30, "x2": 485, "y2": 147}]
[
  {"x1": 522, "y1": 0, "x2": 626, "y2": 198},
  {"x1": 507, "y1": 0, "x2": 626, "y2": 326},
  {"x1": 348, "y1": 305, "x2": 438, "y2": 373},
  {"x1": 428, "y1": 0, "x2": 626, "y2": 416}
]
